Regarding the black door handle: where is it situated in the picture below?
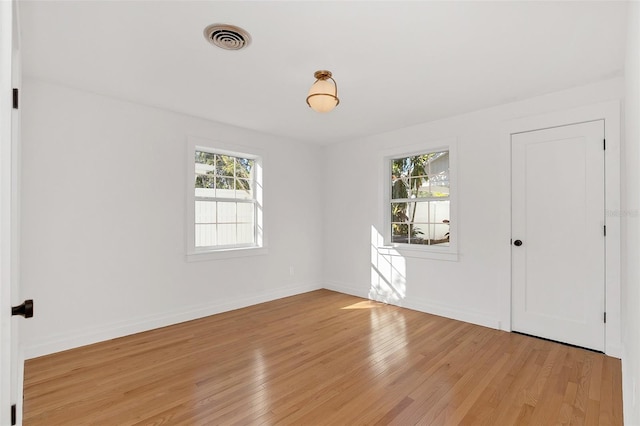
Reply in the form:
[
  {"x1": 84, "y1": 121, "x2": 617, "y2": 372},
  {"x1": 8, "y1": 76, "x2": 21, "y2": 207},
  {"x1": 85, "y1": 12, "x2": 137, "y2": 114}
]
[
  {"x1": 513, "y1": 240, "x2": 523, "y2": 247},
  {"x1": 12, "y1": 299, "x2": 34, "y2": 318}
]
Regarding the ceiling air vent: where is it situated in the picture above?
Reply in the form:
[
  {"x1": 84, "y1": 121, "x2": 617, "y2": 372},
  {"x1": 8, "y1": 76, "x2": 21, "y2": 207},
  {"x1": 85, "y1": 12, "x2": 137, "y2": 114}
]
[{"x1": 203, "y1": 24, "x2": 251, "y2": 51}]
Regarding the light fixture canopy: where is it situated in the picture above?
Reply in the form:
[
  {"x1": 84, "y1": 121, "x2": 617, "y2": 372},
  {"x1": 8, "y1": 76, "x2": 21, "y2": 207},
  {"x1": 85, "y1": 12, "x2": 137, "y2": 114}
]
[{"x1": 306, "y1": 70, "x2": 339, "y2": 113}]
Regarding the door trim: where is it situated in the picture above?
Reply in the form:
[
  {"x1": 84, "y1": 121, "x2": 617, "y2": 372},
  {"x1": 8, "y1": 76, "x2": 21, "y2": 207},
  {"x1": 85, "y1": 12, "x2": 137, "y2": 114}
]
[
  {"x1": 501, "y1": 100, "x2": 621, "y2": 357},
  {"x1": 0, "y1": 0, "x2": 15, "y2": 423}
]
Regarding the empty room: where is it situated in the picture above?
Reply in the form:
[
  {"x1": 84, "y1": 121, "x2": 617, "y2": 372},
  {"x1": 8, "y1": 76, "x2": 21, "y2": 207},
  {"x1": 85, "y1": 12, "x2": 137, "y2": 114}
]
[{"x1": 1, "y1": 1, "x2": 639, "y2": 425}]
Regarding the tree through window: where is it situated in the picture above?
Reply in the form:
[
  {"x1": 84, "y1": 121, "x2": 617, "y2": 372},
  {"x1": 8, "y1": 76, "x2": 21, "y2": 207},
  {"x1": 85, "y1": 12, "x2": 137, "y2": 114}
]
[
  {"x1": 390, "y1": 150, "x2": 450, "y2": 246},
  {"x1": 194, "y1": 150, "x2": 259, "y2": 249}
]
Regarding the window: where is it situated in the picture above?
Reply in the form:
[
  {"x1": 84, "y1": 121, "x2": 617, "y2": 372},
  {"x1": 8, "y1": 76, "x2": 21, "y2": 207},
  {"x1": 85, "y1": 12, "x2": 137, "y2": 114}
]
[
  {"x1": 390, "y1": 150, "x2": 450, "y2": 246},
  {"x1": 384, "y1": 141, "x2": 456, "y2": 261},
  {"x1": 187, "y1": 138, "x2": 264, "y2": 259}
]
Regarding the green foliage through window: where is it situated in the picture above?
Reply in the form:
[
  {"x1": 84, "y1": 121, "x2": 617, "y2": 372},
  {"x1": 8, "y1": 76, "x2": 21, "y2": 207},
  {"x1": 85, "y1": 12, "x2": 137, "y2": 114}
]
[
  {"x1": 195, "y1": 152, "x2": 254, "y2": 193},
  {"x1": 390, "y1": 151, "x2": 450, "y2": 246},
  {"x1": 194, "y1": 150, "x2": 257, "y2": 248}
]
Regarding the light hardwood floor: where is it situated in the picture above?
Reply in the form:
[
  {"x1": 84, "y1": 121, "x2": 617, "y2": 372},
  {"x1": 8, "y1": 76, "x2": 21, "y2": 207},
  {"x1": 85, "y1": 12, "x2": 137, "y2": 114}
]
[{"x1": 23, "y1": 290, "x2": 623, "y2": 425}]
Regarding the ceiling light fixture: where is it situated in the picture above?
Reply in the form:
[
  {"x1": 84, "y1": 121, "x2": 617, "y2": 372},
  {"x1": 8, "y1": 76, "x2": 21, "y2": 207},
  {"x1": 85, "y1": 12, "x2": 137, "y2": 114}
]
[{"x1": 306, "y1": 70, "x2": 339, "y2": 113}]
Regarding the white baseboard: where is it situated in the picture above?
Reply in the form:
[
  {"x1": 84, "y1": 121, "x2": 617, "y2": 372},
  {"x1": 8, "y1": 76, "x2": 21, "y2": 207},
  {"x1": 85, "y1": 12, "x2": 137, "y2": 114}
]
[
  {"x1": 324, "y1": 280, "x2": 501, "y2": 330},
  {"x1": 323, "y1": 281, "x2": 370, "y2": 299},
  {"x1": 606, "y1": 343, "x2": 622, "y2": 359},
  {"x1": 401, "y1": 298, "x2": 501, "y2": 330},
  {"x1": 24, "y1": 282, "x2": 322, "y2": 359}
]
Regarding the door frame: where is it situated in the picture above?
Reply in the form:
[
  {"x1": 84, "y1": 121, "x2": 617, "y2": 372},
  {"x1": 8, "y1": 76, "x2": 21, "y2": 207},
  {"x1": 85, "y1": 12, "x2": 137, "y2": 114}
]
[
  {"x1": 501, "y1": 100, "x2": 621, "y2": 357},
  {"x1": 1, "y1": 1, "x2": 15, "y2": 425},
  {"x1": 1, "y1": 0, "x2": 22, "y2": 424}
]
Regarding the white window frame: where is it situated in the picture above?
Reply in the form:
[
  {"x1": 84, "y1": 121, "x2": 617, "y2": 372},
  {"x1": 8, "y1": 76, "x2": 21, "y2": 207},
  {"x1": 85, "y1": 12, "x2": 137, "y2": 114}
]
[
  {"x1": 186, "y1": 137, "x2": 267, "y2": 261},
  {"x1": 380, "y1": 138, "x2": 458, "y2": 261}
]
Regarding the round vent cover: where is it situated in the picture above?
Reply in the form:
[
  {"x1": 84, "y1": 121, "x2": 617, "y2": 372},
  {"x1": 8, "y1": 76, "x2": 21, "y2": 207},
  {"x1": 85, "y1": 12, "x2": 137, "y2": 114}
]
[{"x1": 203, "y1": 24, "x2": 251, "y2": 50}]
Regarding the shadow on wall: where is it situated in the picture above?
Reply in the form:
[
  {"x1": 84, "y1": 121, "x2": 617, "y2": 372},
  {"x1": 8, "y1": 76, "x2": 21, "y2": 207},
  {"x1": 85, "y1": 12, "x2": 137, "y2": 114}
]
[{"x1": 370, "y1": 226, "x2": 407, "y2": 304}]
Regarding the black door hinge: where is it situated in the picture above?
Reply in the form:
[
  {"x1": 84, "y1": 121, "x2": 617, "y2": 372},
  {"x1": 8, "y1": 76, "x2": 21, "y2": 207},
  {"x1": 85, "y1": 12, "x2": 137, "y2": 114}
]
[
  {"x1": 12, "y1": 88, "x2": 18, "y2": 109},
  {"x1": 604, "y1": 312, "x2": 607, "y2": 324},
  {"x1": 604, "y1": 225, "x2": 607, "y2": 237},
  {"x1": 11, "y1": 404, "x2": 16, "y2": 425},
  {"x1": 603, "y1": 139, "x2": 606, "y2": 150}
]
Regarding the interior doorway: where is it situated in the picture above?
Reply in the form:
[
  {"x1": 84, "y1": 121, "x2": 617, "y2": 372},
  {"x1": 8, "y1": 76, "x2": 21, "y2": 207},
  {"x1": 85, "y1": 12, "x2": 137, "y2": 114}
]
[{"x1": 511, "y1": 120, "x2": 605, "y2": 352}]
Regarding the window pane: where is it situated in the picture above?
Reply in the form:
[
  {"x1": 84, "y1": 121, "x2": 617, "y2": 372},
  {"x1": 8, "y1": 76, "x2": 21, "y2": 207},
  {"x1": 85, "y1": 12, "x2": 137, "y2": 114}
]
[
  {"x1": 215, "y1": 155, "x2": 233, "y2": 176},
  {"x1": 431, "y1": 224, "x2": 450, "y2": 245},
  {"x1": 391, "y1": 203, "x2": 409, "y2": 223},
  {"x1": 195, "y1": 174, "x2": 214, "y2": 189},
  {"x1": 236, "y1": 158, "x2": 254, "y2": 178},
  {"x1": 217, "y1": 202, "x2": 236, "y2": 223},
  {"x1": 195, "y1": 152, "x2": 216, "y2": 199},
  {"x1": 195, "y1": 201, "x2": 216, "y2": 223},
  {"x1": 237, "y1": 224, "x2": 255, "y2": 244},
  {"x1": 217, "y1": 224, "x2": 236, "y2": 246},
  {"x1": 237, "y1": 203, "x2": 254, "y2": 223},
  {"x1": 409, "y1": 224, "x2": 428, "y2": 244},
  {"x1": 195, "y1": 151, "x2": 215, "y2": 165},
  {"x1": 409, "y1": 201, "x2": 450, "y2": 223},
  {"x1": 216, "y1": 177, "x2": 233, "y2": 189},
  {"x1": 391, "y1": 152, "x2": 449, "y2": 198},
  {"x1": 195, "y1": 174, "x2": 216, "y2": 197},
  {"x1": 409, "y1": 223, "x2": 450, "y2": 246},
  {"x1": 427, "y1": 151, "x2": 449, "y2": 197},
  {"x1": 429, "y1": 200, "x2": 450, "y2": 223},
  {"x1": 412, "y1": 202, "x2": 429, "y2": 223},
  {"x1": 195, "y1": 224, "x2": 216, "y2": 247},
  {"x1": 391, "y1": 223, "x2": 409, "y2": 244}
]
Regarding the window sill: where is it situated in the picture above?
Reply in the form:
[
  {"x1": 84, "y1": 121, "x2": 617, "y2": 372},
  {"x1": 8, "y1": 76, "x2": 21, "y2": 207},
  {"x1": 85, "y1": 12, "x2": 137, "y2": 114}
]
[
  {"x1": 377, "y1": 245, "x2": 458, "y2": 262},
  {"x1": 186, "y1": 246, "x2": 268, "y2": 262}
]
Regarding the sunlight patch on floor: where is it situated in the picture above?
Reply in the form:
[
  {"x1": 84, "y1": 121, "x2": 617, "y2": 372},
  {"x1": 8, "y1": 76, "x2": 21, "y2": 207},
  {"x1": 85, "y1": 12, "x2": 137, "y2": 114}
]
[{"x1": 341, "y1": 300, "x2": 384, "y2": 310}]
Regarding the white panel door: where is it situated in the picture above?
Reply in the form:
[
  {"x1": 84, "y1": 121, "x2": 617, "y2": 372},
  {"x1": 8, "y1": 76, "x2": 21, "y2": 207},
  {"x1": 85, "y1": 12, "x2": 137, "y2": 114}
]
[{"x1": 511, "y1": 120, "x2": 605, "y2": 351}]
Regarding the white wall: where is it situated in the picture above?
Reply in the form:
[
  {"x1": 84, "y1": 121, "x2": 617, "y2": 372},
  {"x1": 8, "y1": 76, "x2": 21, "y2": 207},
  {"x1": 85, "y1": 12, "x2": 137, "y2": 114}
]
[
  {"x1": 20, "y1": 78, "x2": 324, "y2": 358},
  {"x1": 324, "y1": 78, "x2": 624, "y2": 346},
  {"x1": 623, "y1": 2, "x2": 640, "y2": 424}
]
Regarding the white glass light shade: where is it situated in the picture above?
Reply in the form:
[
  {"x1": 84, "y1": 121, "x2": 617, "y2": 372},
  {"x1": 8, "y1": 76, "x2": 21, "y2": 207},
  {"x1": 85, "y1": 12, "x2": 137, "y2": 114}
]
[{"x1": 307, "y1": 75, "x2": 339, "y2": 113}]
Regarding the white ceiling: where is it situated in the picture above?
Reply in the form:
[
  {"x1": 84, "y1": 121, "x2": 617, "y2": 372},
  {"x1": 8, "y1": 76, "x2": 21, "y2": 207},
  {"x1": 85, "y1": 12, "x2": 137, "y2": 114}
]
[{"x1": 18, "y1": 1, "x2": 628, "y2": 145}]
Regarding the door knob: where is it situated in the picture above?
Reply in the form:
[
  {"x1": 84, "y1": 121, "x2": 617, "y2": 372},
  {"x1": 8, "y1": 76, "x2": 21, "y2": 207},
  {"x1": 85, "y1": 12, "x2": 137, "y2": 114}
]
[
  {"x1": 12, "y1": 299, "x2": 34, "y2": 318},
  {"x1": 513, "y1": 240, "x2": 523, "y2": 247}
]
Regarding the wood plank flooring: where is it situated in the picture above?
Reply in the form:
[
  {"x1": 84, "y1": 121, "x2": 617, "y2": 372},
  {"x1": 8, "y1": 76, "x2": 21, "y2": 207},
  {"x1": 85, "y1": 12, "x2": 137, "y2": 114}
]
[{"x1": 23, "y1": 290, "x2": 623, "y2": 425}]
